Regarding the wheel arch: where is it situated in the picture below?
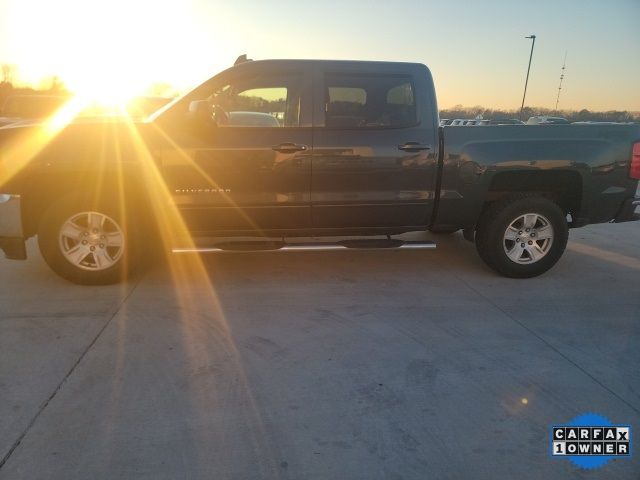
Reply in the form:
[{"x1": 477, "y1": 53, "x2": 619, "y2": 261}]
[
  {"x1": 21, "y1": 164, "x2": 151, "y2": 238},
  {"x1": 476, "y1": 169, "x2": 583, "y2": 228}
]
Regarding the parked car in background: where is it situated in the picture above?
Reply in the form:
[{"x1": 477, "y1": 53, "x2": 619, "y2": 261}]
[
  {"x1": 571, "y1": 121, "x2": 634, "y2": 125},
  {"x1": 0, "y1": 95, "x2": 67, "y2": 127},
  {"x1": 526, "y1": 115, "x2": 570, "y2": 125},
  {"x1": 487, "y1": 118, "x2": 524, "y2": 125},
  {"x1": 446, "y1": 118, "x2": 525, "y2": 126},
  {"x1": 448, "y1": 119, "x2": 490, "y2": 126},
  {"x1": 439, "y1": 118, "x2": 453, "y2": 126}
]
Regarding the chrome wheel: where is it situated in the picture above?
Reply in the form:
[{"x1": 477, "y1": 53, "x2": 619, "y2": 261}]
[
  {"x1": 503, "y1": 213, "x2": 554, "y2": 264},
  {"x1": 58, "y1": 211, "x2": 124, "y2": 271}
]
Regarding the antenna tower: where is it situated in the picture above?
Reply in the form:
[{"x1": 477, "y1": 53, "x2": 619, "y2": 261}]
[{"x1": 555, "y1": 52, "x2": 567, "y2": 112}]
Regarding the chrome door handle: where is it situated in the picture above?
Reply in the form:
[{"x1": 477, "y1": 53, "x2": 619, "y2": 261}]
[
  {"x1": 398, "y1": 142, "x2": 431, "y2": 152},
  {"x1": 272, "y1": 143, "x2": 308, "y2": 153}
]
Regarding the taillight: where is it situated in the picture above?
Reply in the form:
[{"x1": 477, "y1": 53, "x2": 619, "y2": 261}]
[{"x1": 631, "y1": 142, "x2": 640, "y2": 180}]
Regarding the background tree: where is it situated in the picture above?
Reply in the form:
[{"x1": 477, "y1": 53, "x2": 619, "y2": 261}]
[
  {"x1": 440, "y1": 105, "x2": 639, "y2": 123},
  {"x1": 1, "y1": 64, "x2": 16, "y2": 84}
]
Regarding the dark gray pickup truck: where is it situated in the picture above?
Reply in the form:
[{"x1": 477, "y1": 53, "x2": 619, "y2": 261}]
[{"x1": 1, "y1": 59, "x2": 639, "y2": 284}]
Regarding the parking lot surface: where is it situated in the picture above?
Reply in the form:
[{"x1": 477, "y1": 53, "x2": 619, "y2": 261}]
[{"x1": 1, "y1": 221, "x2": 639, "y2": 479}]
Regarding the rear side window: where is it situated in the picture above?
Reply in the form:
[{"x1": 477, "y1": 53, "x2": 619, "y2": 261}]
[{"x1": 324, "y1": 74, "x2": 416, "y2": 128}]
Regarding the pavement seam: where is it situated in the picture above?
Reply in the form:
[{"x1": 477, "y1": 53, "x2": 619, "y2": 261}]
[
  {"x1": 0, "y1": 281, "x2": 141, "y2": 471},
  {"x1": 451, "y1": 271, "x2": 640, "y2": 416}
]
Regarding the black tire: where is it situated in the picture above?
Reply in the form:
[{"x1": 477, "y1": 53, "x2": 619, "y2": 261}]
[
  {"x1": 475, "y1": 194, "x2": 568, "y2": 278},
  {"x1": 38, "y1": 195, "x2": 135, "y2": 285}
]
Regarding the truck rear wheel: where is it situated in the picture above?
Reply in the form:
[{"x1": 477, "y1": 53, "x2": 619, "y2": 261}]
[
  {"x1": 38, "y1": 196, "x2": 135, "y2": 285},
  {"x1": 475, "y1": 195, "x2": 568, "y2": 278}
]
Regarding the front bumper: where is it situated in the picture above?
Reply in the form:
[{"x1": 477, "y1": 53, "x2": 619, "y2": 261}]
[
  {"x1": 614, "y1": 196, "x2": 640, "y2": 223},
  {"x1": 0, "y1": 194, "x2": 26, "y2": 260}
]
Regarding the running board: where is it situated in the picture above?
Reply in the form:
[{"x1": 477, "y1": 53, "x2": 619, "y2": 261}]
[{"x1": 172, "y1": 239, "x2": 436, "y2": 254}]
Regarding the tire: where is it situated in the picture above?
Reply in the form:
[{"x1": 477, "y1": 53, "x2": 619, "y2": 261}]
[
  {"x1": 475, "y1": 194, "x2": 568, "y2": 278},
  {"x1": 38, "y1": 195, "x2": 135, "y2": 285}
]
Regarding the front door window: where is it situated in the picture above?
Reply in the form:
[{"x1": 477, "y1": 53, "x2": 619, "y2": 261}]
[{"x1": 208, "y1": 76, "x2": 302, "y2": 128}]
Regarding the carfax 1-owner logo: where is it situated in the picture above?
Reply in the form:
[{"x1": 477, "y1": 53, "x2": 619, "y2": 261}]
[{"x1": 551, "y1": 413, "x2": 632, "y2": 469}]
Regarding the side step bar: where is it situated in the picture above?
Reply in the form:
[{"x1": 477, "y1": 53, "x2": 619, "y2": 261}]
[{"x1": 173, "y1": 238, "x2": 436, "y2": 254}]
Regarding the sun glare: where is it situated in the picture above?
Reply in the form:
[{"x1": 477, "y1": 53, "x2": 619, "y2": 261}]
[{"x1": 6, "y1": 0, "x2": 221, "y2": 109}]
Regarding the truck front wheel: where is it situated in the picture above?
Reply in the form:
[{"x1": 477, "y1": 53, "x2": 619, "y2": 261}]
[
  {"x1": 475, "y1": 195, "x2": 568, "y2": 278},
  {"x1": 38, "y1": 196, "x2": 135, "y2": 285}
]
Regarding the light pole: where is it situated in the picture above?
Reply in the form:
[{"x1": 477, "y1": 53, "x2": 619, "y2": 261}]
[{"x1": 519, "y1": 34, "x2": 536, "y2": 120}]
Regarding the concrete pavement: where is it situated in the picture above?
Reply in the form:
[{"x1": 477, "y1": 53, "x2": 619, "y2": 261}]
[{"x1": 1, "y1": 221, "x2": 639, "y2": 479}]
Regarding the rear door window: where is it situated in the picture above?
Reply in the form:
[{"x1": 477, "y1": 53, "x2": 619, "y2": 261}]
[{"x1": 324, "y1": 74, "x2": 416, "y2": 128}]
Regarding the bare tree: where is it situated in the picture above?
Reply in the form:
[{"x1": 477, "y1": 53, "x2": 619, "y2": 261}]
[
  {"x1": 1, "y1": 64, "x2": 16, "y2": 84},
  {"x1": 440, "y1": 105, "x2": 639, "y2": 123}
]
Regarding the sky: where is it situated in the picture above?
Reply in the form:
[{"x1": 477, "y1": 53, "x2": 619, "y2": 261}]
[{"x1": 0, "y1": 0, "x2": 638, "y2": 111}]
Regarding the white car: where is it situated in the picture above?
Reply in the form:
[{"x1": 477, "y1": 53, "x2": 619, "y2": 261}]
[{"x1": 228, "y1": 111, "x2": 281, "y2": 127}]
